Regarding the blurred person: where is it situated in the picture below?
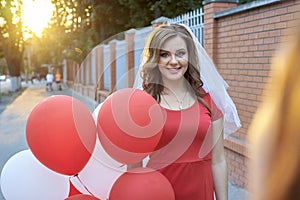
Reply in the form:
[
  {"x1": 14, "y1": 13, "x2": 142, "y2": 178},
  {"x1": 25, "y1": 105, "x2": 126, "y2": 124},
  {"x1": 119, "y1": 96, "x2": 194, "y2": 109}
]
[
  {"x1": 55, "y1": 70, "x2": 62, "y2": 90},
  {"x1": 46, "y1": 71, "x2": 54, "y2": 91},
  {"x1": 248, "y1": 25, "x2": 300, "y2": 200}
]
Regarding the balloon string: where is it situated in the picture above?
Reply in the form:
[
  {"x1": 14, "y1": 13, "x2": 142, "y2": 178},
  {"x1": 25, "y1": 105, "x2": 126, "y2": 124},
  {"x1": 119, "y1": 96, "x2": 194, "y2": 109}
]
[{"x1": 73, "y1": 174, "x2": 96, "y2": 197}]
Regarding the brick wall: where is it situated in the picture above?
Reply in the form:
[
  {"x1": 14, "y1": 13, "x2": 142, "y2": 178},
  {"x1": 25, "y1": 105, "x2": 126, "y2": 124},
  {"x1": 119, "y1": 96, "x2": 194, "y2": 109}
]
[{"x1": 203, "y1": 0, "x2": 300, "y2": 187}]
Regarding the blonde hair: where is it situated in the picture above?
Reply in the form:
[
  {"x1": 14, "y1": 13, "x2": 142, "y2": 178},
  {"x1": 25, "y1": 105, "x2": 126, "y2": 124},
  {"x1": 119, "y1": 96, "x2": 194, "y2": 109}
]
[{"x1": 248, "y1": 26, "x2": 300, "y2": 200}]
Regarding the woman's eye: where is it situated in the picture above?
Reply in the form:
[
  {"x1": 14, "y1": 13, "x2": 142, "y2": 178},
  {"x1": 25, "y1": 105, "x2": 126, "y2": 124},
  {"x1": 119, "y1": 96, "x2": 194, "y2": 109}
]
[
  {"x1": 176, "y1": 51, "x2": 186, "y2": 57},
  {"x1": 160, "y1": 52, "x2": 169, "y2": 58}
]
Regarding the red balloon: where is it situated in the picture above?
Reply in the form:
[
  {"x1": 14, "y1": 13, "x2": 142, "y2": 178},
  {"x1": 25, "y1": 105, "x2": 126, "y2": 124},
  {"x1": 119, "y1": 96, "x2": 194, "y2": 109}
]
[
  {"x1": 109, "y1": 167, "x2": 175, "y2": 200},
  {"x1": 68, "y1": 180, "x2": 82, "y2": 197},
  {"x1": 26, "y1": 95, "x2": 97, "y2": 176},
  {"x1": 97, "y1": 88, "x2": 165, "y2": 164},
  {"x1": 65, "y1": 194, "x2": 100, "y2": 200}
]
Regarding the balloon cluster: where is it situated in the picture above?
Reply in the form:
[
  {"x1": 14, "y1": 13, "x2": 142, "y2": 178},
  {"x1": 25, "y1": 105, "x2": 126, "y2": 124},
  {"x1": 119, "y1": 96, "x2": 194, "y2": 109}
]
[{"x1": 1, "y1": 89, "x2": 175, "y2": 200}]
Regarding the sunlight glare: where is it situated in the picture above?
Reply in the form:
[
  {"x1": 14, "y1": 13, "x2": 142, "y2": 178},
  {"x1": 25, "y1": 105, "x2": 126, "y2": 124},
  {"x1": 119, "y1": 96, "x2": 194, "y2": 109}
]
[{"x1": 22, "y1": 0, "x2": 54, "y2": 37}]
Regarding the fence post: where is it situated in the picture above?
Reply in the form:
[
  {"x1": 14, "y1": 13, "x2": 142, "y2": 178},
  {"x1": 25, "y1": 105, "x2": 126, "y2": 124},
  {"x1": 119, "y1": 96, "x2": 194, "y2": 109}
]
[
  {"x1": 109, "y1": 40, "x2": 117, "y2": 92},
  {"x1": 75, "y1": 62, "x2": 79, "y2": 88},
  {"x1": 203, "y1": 0, "x2": 238, "y2": 62},
  {"x1": 96, "y1": 45, "x2": 104, "y2": 91},
  {"x1": 125, "y1": 29, "x2": 135, "y2": 88},
  {"x1": 72, "y1": 61, "x2": 76, "y2": 87},
  {"x1": 73, "y1": 61, "x2": 81, "y2": 92},
  {"x1": 94, "y1": 45, "x2": 103, "y2": 101},
  {"x1": 77, "y1": 59, "x2": 85, "y2": 93},
  {"x1": 87, "y1": 53, "x2": 92, "y2": 85},
  {"x1": 65, "y1": 60, "x2": 74, "y2": 86}
]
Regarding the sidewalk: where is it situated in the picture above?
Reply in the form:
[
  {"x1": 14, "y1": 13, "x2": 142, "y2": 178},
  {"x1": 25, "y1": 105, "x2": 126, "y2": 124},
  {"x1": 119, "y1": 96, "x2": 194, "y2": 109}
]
[{"x1": 0, "y1": 82, "x2": 249, "y2": 200}]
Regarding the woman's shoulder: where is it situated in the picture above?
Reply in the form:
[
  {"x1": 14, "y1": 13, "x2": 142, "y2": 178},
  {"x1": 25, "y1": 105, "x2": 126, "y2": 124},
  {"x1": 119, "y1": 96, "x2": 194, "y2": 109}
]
[
  {"x1": 199, "y1": 88, "x2": 223, "y2": 120},
  {"x1": 199, "y1": 88, "x2": 211, "y2": 102}
]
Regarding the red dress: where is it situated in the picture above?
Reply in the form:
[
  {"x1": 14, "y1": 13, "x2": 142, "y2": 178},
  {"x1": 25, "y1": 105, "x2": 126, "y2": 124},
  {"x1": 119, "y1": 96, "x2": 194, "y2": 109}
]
[{"x1": 147, "y1": 93, "x2": 223, "y2": 200}]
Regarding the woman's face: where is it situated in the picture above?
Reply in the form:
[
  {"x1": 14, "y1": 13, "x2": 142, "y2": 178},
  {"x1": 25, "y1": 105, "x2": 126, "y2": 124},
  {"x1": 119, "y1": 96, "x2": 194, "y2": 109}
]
[{"x1": 158, "y1": 36, "x2": 188, "y2": 83}]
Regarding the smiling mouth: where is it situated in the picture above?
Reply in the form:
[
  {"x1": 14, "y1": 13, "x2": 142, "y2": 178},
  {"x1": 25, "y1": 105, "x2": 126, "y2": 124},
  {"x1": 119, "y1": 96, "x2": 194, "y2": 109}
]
[
  {"x1": 167, "y1": 67, "x2": 182, "y2": 73},
  {"x1": 167, "y1": 67, "x2": 181, "y2": 71}
]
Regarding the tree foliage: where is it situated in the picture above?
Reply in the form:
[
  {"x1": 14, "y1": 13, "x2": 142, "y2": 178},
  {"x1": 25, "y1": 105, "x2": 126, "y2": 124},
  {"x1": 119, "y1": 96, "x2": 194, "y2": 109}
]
[
  {"x1": 35, "y1": 0, "x2": 96, "y2": 65},
  {"x1": 118, "y1": 0, "x2": 202, "y2": 28},
  {"x1": 0, "y1": 0, "x2": 24, "y2": 76},
  {"x1": 44, "y1": 0, "x2": 202, "y2": 62},
  {"x1": 31, "y1": 0, "x2": 204, "y2": 67},
  {"x1": 239, "y1": 0, "x2": 255, "y2": 4}
]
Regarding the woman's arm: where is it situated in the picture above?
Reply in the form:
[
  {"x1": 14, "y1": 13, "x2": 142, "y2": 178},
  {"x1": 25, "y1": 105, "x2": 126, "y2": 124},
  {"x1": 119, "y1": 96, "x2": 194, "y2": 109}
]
[{"x1": 211, "y1": 117, "x2": 228, "y2": 200}]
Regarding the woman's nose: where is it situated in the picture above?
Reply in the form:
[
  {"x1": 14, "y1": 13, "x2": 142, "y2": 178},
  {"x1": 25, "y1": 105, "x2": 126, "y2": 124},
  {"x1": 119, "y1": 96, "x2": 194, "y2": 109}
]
[{"x1": 169, "y1": 54, "x2": 178, "y2": 64}]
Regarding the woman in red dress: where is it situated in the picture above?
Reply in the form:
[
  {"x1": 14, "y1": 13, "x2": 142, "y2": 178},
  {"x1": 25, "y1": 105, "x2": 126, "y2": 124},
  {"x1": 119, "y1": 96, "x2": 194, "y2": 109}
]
[{"x1": 132, "y1": 24, "x2": 240, "y2": 200}]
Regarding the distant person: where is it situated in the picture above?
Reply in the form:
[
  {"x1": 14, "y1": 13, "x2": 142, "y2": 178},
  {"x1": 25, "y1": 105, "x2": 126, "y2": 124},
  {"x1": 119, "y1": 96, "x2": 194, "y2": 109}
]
[
  {"x1": 46, "y1": 72, "x2": 54, "y2": 91},
  {"x1": 30, "y1": 72, "x2": 38, "y2": 84},
  {"x1": 55, "y1": 70, "x2": 62, "y2": 90},
  {"x1": 248, "y1": 25, "x2": 300, "y2": 200}
]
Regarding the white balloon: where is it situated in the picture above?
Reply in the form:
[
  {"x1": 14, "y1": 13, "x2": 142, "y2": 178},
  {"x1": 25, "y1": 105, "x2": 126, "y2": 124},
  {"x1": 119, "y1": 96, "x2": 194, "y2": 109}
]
[
  {"x1": 80, "y1": 98, "x2": 140, "y2": 199},
  {"x1": 70, "y1": 139, "x2": 126, "y2": 200},
  {"x1": 92, "y1": 102, "x2": 103, "y2": 122},
  {"x1": 1, "y1": 149, "x2": 69, "y2": 200},
  {"x1": 93, "y1": 101, "x2": 129, "y2": 167}
]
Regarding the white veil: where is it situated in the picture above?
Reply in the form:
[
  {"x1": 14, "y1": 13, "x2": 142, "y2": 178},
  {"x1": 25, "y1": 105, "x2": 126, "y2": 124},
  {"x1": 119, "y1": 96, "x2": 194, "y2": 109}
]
[{"x1": 133, "y1": 23, "x2": 241, "y2": 137}]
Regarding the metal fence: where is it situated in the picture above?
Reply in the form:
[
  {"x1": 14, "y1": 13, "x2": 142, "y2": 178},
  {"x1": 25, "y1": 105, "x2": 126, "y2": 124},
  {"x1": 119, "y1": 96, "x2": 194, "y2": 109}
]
[{"x1": 168, "y1": 8, "x2": 204, "y2": 45}]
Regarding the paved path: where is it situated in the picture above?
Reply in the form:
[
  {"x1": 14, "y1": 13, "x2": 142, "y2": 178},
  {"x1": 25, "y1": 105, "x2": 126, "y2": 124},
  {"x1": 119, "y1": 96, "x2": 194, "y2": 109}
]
[{"x1": 0, "y1": 82, "x2": 249, "y2": 200}]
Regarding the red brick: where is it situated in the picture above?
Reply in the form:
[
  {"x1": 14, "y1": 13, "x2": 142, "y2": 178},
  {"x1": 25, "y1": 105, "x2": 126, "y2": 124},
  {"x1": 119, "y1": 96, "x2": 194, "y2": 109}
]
[
  {"x1": 275, "y1": 21, "x2": 288, "y2": 29},
  {"x1": 280, "y1": 13, "x2": 294, "y2": 21},
  {"x1": 263, "y1": 37, "x2": 275, "y2": 44},
  {"x1": 287, "y1": 3, "x2": 300, "y2": 12},
  {"x1": 264, "y1": 10, "x2": 275, "y2": 18},
  {"x1": 268, "y1": 15, "x2": 281, "y2": 24},
  {"x1": 269, "y1": 29, "x2": 281, "y2": 37}
]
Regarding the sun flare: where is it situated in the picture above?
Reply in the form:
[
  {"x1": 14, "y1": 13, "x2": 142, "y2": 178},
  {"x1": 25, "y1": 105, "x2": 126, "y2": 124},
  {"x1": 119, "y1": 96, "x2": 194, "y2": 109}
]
[{"x1": 22, "y1": 0, "x2": 54, "y2": 37}]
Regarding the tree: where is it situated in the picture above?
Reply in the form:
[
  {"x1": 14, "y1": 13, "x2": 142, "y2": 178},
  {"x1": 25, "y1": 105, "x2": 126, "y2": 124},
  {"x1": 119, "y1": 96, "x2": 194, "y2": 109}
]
[
  {"x1": 239, "y1": 0, "x2": 255, "y2": 4},
  {"x1": 0, "y1": 0, "x2": 24, "y2": 77},
  {"x1": 90, "y1": 0, "x2": 129, "y2": 43},
  {"x1": 38, "y1": 0, "x2": 96, "y2": 64},
  {"x1": 0, "y1": 0, "x2": 24, "y2": 91},
  {"x1": 29, "y1": 0, "x2": 208, "y2": 70},
  {"x1": 117, "y1": 0, "x2": 202, "y2": 28},
  {"x1": 52, "y1": 0, "x2": 204, "y2": 52},
  {"x1": 81, "y1": 0, "x2": 204, "y2": 52},
  {"x1": 0, "y1": 44, "x2": 7, "y2": 75}
]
